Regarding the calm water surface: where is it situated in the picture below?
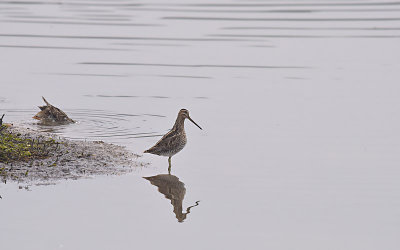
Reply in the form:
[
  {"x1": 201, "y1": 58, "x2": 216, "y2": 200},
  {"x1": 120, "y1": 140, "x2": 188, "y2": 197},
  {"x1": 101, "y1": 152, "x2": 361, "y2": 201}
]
[{"x1": 1, "y1": 0, "x2": 400, "y2": 249}]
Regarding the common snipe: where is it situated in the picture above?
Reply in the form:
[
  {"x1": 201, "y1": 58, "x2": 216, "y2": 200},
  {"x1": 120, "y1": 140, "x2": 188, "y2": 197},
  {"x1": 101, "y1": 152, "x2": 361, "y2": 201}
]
[{"x1": 144, "y1": 109, "x2": 202, "y2": 172}]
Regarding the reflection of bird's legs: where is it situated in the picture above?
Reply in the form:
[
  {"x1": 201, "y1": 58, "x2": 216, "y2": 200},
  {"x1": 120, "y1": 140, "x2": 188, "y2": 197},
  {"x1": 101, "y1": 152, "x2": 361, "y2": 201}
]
[{"x1": 168, "y1": 156, "x2": 172, "y2": 174}]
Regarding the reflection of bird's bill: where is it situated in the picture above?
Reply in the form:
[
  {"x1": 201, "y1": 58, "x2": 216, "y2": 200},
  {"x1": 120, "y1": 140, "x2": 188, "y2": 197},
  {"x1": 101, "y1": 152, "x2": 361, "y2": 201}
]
[
  {"x1": 188, "y1": 116, "x2": 202, "y2": 130},
  {"x1": 186, "y1": 201, "x2": 200, "y2": 213}
]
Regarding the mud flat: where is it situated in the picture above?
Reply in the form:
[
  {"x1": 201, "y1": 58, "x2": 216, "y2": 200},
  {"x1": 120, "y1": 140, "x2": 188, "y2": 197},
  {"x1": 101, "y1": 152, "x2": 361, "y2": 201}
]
[{"x1": 0, "y1": 126, "x2": 145, "y2": 184}]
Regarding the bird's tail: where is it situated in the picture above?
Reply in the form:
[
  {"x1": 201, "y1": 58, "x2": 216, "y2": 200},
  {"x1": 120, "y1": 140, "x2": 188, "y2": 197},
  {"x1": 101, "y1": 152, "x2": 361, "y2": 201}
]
[{"x1": 42, "y1": 96, "x2": 51, "y2": 106}]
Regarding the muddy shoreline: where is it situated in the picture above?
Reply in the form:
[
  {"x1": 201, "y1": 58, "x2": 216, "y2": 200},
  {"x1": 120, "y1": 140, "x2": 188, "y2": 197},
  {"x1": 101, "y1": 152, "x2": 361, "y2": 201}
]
[{"x1": 0, "y1": 126, "x2": 146, "y2": 184}]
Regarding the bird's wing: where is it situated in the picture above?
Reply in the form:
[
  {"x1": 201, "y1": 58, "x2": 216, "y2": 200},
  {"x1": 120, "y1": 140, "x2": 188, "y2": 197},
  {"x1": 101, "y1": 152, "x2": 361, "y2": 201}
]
[
  {"x1": 148, "y1": 131, "x2": 182, "y2": 153},
  {"x1": 159, "y1": 128, "x2": 176, "y2": 141}
]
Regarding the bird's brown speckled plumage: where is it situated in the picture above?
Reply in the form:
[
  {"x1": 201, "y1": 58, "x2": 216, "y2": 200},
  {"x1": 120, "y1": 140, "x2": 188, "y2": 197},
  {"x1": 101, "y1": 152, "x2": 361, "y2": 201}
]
[
  {"x1": 144, "y1": 109, "x2": 202, "y2": 171},
  {"x1": 33, "y1": 97, "x2": 74, "y2": 124}
]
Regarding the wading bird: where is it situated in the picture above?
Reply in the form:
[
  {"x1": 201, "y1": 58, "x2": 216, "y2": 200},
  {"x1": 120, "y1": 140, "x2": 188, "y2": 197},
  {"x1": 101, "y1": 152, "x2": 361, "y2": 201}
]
[
  {"x1": 144, "y1": 109, "x2": 202, "y2": 172},
  {"x1": 33, "y1": 97, "x2": 74, "y2": 124}
]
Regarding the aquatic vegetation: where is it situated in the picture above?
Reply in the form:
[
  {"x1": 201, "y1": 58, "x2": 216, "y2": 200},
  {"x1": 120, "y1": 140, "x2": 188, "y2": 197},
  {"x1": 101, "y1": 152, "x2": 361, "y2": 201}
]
[{"x1": 0, "y1": 126, "x2": 58, "y2": 164}]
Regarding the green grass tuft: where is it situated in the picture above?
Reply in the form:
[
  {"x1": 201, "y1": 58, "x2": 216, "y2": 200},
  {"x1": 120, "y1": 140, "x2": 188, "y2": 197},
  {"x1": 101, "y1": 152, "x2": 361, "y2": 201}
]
[{"x1": 0, "y1": 126, "x2": 58, "y2": 164}]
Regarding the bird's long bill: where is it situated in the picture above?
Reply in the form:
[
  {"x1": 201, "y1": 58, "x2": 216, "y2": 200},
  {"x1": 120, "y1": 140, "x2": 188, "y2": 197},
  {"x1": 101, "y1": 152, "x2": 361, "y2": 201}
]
[{"x1": 188, "y1": 116, "x2": 202, "y2": 130}]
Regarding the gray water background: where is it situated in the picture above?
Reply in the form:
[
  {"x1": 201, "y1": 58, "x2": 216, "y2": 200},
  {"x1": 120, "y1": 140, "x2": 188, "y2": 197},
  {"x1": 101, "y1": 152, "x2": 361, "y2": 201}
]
[{"x1": 1, "y1": 0, "x2": 400, "y2": 249}]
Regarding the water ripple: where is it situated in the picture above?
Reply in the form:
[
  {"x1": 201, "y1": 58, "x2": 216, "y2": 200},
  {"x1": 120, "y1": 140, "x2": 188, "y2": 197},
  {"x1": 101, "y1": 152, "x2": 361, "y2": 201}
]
[
  {"x1": 163, "y1": 16, "x2": 400, "y2": 22},
  {"x1": 0, "y1": 44, "x2": 130, "y2": 51},
  {"x1": 0, "y1": 108, "x2": 165, "y2": 143},
  {"x1": 80, "y1": 62, "x2": 310, "y2": 69},
  {"x1": 0, "y1": 33, "x2": 258, "y2": 42}
]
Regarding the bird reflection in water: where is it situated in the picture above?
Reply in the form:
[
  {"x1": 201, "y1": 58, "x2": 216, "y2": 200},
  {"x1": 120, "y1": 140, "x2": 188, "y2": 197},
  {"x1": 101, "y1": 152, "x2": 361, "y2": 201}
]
[{"x1": 144, "y1": 174, "x2": 200, "y2": 222}]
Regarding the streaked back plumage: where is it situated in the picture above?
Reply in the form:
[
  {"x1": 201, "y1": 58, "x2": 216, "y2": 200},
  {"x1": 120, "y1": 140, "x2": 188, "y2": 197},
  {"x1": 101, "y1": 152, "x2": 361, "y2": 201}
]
[{"x1": 144, "y1": 109, "x2": 201, "y2": 159}]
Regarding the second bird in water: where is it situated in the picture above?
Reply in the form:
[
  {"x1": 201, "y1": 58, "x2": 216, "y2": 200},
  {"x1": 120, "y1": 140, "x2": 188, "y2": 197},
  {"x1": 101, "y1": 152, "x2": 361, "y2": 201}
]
[{"x1": 144, "y1": 109, "x2": 202, "y2": 172}]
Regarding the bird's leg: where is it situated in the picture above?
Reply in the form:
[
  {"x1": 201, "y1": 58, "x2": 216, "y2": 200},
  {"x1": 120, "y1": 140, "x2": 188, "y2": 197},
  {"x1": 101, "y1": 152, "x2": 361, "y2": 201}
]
[{"x1": 168, "y1": 157, "x2": 172, "y2": 174}]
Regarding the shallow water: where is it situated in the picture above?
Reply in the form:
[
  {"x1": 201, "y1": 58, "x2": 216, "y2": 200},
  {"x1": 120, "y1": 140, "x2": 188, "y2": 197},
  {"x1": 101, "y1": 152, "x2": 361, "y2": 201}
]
[{"x1": 1, "y1": 0, "x2": 400, "y2": 249}]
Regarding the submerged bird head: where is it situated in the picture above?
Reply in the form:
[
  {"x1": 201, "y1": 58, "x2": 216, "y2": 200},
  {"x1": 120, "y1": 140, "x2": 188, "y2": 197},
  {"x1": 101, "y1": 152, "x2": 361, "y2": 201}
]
[
  {"x1": 178, "y1": 109, "x2": 202, "y2": 130},
  {"x1": 33, "y1": 96, "x2": 74, "y2": 124}
]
